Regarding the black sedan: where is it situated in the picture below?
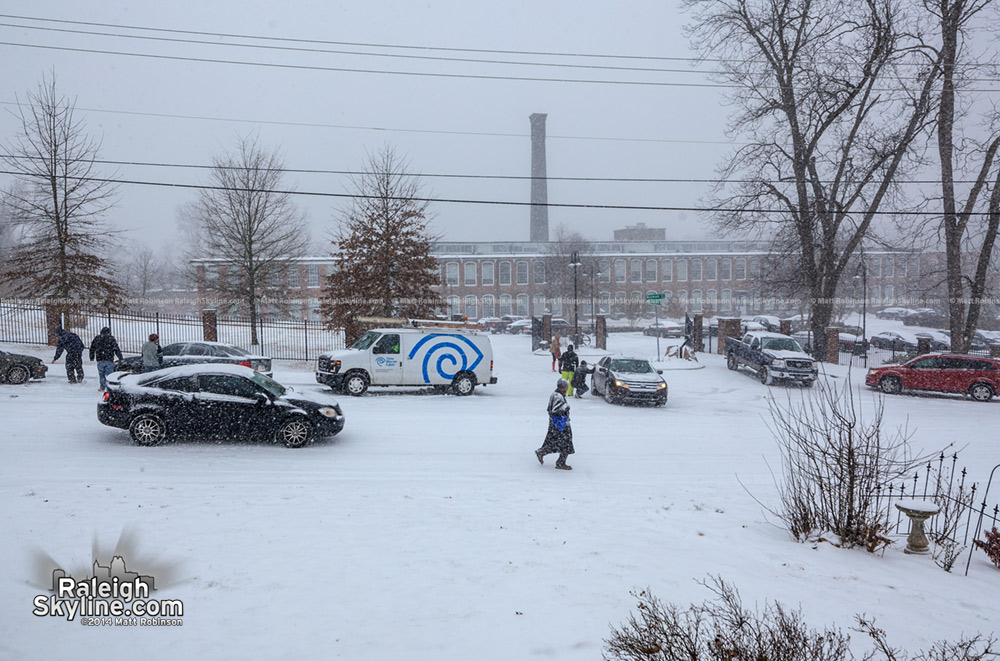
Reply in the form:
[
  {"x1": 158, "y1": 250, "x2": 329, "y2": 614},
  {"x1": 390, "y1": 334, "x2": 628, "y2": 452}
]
[
  {"x1": 591, "y1": 356, "x2": 668, "y2": 406},
  {"x1": 98, "y1": 364, "x2": 344, "y2": 448},
  {"x1": 116, "y1": 341, "x2": 272, "y2": 376},
  {"x1": 0, "y1": 348, "x2": 47, "y2": 384}
]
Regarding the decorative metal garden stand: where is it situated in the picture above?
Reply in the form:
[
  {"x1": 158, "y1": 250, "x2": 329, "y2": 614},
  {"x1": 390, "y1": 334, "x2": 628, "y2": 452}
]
[{"x1": 895, "y1": 499, "x2": 940, "y2": 555}]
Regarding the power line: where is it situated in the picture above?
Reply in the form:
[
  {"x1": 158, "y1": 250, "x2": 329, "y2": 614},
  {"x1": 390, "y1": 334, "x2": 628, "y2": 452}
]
[
  {"x1": 0, "y1": 169, "x2": 985, "y2": 215},
  {"x1": 0, "y1": 41, "x2": 733, "y2": 89},
  {"x1": 0, "y1": 152, "x2": 987, "y2": 185},
  {"x1": 0, "y1": 100, "x2": 741, "y2": 146}
]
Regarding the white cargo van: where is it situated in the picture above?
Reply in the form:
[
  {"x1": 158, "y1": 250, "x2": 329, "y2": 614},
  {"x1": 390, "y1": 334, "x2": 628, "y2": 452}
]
[{"x1": 316, "y1": 327, "x2": 497, "y2": 396}]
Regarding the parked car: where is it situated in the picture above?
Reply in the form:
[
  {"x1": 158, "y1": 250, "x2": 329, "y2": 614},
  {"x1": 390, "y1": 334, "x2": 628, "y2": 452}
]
[
  {"x1": 876, "y1": 307, "x2": 914, "y2": 320},
  {"x1": 870, "y1": 331, "x2": 918, "y2": 352},
  {"x1": 865, "y1": 353, "x2": 1000, "y2": 401},
  {"x1": 549, "y1": 318, "x2": 573, "y2": 335},
  {"x1": 0, "y1": 348, "x2": 47, "y2": 384},
  {"x1": 478, "y1": 317, "x2": 504, "y2": 333},
  {"x1": 751, "y1": 315, "x2": 782, "y2": 332},
  {"x1": 591, "y1": 356, "x2": 667, "y2": 406},
  {"x1": 506, "y1": 319, "x2": 533, "y2": 335},
  {"x1": 97, "y1": 364, "x2": 345, "y2": 447},
  {"x1": 643, "y1": 319, "x2": 684, "y2": 337},
  {"x1": 902, "y1": 309, "x2": 949, "y2": 327},
  {"x1": 708, "y1": 320, "x2": 766, "y2": 337},
  {"x1": 725, "y1": 332, "x2": 817, "y2": 386},
  {"x1": 115, "y1": 341, "x2": 272, "y2": 376}
]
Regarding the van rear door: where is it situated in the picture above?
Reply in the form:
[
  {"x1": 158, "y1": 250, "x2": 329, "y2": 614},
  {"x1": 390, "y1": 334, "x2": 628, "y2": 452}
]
[{"x1": 370, "y1": 333, "x2": 403, "y2": 384}]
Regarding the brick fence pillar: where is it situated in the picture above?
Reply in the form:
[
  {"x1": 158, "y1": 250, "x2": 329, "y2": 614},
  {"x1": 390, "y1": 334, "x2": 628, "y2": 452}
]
[
  {"x1": 917, "y1": 336, "x2": 931, "y2": 355},
  {"x1": 717, "y1": 317, "x2": 742, "y2": 355},
  {"x1": 202, "y1": 309, "x2": 218, "y2": 343},
  {"x1": 990, "y1": 345, "x2": 1000, "y2": 358},
  {"x1": 595, "y1": 315, "x2": 607, "y2": 350},
  {"x1": 45, "y1": 304, "x2": 63, "y2": 346},
  {"x1": 542, "y1": 314, "x2": 552, "y2": 346},
  {"x1": 693, "y1": 314, "x2": 703, "y2": 352},
  {"x1": 825, "y1": 328, "x2": 841, "y2": 364},
  {"x1": 779, "y1": 319, "x2": 792, "y2": 336}
]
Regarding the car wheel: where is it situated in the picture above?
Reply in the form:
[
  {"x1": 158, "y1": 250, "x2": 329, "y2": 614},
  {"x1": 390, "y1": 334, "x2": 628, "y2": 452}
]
[
  {"x1": 803, "y1": 380, "x2": 815, "y2": 388},
  {"x1": 344, "y1": 372, "x2": 369, "y2": 396},
  {"x1": 758, "y1": 366, "x2": 772, "y2": 386},
  {"x1": 879, "y1": 375, "x2": 902, "y2": 395},
  {"x1": 452, "y1": 373, "x2": 475, "y2": 396},
  {"x1": 6, "y1": 365, "x2": 30, "y2": 385},
  {"x1": 276, "y1": 417, "x2": 312, "y2": 448},
  {"x1": 592, "y1": 379, "x2": 601, "y2": 397},
  {"x1": 726, "y1": 353, "x2": 737, "y2": 371},
  {"x1": 129, "y1": 413, "x2": 166, "y2": 446},
  {"x1": 969, "y1": 382, "x2": 994, "y2": 402}
]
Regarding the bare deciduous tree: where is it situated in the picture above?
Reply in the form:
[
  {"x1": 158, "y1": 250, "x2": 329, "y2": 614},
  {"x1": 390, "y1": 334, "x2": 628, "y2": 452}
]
[
  {"x1": 542, "y1": 225, "x2": 601, "y2": 331},
  {"x1": 187, "y1": 134, "x2": 310, "y2": 345},
  {"x1": 0, "y1": 71, "x2": 123, "y2": 308},
  {"x1": 684, "y1": 0, "x2": 943, "y2": 357},
  {"x1": 928, "y1": 0, "x2": 1000, "y2": 352},
  {"x1": 320, "y1": 145, "x2": 440, "y2": 343},
  {"x1": 122, "y1": 246, "x2": 163, "y2": 312}
]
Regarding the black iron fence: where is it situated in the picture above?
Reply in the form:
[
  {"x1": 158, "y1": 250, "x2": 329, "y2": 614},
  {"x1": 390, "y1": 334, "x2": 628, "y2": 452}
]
[
  {"x1": 876, "y1": 453, "x2": 1000, "y2": 576},
  {"x1": 0, "y1": 300, "x2": 345, "y2": 362}
]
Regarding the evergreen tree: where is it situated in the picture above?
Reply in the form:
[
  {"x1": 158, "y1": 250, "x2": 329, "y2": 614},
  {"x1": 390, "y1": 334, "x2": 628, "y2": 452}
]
[{"x1": 321, "y1": 146, "x2": 441, "y2": 342}]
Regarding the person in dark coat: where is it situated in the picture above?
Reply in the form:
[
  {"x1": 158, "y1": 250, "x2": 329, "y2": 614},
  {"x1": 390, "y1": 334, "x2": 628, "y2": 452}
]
[
  {"x1": 571, "y1": 360, "x2": 593, "y2": 398},
  {"x1": 90, "y1": 326, "x2": 124, "y2": 391},
  {"x1": 558, "y1": 344, "x2": 580, "y2": 396},
  {"x1": 52, "y1": 327, "x2": 85, "y2": 383},
  {"x1": 535, "y1": 378, "x2": 575, "y2": 470}
]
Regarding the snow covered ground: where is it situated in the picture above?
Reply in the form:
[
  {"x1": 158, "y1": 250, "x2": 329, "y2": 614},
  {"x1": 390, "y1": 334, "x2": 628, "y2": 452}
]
[{"x1": 1, "y1": 331, "x2": 997, "y2": 660}]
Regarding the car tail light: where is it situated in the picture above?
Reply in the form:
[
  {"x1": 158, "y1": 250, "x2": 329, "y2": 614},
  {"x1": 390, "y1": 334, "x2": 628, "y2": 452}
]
[
  {"x1": 102, "y1": 391, "x2": 110, "y2": 402},
  {"x1": 239, "y1": 360, "x2": 252, "y2": 368}
]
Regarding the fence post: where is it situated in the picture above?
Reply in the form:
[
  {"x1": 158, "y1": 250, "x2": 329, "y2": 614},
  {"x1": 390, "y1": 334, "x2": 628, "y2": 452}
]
[
  {"x1": 202, "y1": 309, "x2": 218, "y2": 342},
  {"x1": 304, "y1": 319, "x2": 309, "y2": 362},
  {"x1": 155, "y1": 312, "x2": 161, "y2": 340}
]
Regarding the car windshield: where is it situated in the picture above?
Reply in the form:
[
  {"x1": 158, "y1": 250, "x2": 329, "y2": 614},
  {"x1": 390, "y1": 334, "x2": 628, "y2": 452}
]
[
  {"x1": 350, "y1": 331, "x2": 380, "y2": 350},
  {"x1": 609, "y1": 359, "x2": 653, "y2": 373},
  {"x1": 761, "y1": 338, "x2": 804, "y2": 352},
  {"x1": 251, "y1": 372, "x2": 286, "y2": 396},
  {"x1": 217, "y1": 345, "x2": 249, "y2": 357}
]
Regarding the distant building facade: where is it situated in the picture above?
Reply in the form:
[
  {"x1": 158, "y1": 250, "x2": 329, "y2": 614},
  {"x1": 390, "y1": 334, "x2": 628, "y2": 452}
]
[{"x1": 613, "y1": 223, "x2": 666, "y2": 242}]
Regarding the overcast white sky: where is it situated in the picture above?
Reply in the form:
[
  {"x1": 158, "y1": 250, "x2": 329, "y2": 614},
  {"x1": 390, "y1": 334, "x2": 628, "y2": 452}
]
[{"x1": 0, "y1": 1, "x2": 738, "y2": 257}]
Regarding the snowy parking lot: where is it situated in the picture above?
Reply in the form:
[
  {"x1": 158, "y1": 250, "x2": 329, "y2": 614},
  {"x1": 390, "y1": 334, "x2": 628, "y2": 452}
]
[{"x1": 1, "y1": 332, "x2": 997, "y2": 660}]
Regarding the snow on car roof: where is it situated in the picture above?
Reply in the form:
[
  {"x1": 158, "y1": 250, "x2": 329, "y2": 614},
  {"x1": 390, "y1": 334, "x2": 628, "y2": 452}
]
[{"x1": 126, "y1": 363, "x2": 258, "y2": 381}]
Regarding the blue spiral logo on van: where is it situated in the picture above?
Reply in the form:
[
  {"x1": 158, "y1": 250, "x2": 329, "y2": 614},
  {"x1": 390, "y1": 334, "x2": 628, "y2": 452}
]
[{"x1": 407, "y1": 334, "x2": 484, "y2": 383}]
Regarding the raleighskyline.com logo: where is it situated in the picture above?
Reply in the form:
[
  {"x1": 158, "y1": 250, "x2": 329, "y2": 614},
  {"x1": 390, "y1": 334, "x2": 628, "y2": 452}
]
[{"x1": 33, "y1": 555, "x2": 183, "y2": 626}]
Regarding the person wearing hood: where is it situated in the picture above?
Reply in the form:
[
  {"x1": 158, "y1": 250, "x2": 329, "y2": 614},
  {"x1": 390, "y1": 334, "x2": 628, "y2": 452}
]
[
  {"x1": 571, "y1": 360, "x2": 593, "y2": 398},
  {"x1": 534, "y1": 378, "x2": 576, "y2": 470},
  {"x1": 89, "y1": 326, "x2": 123, "y2": 391},
  {"x1": 558, "y1": 343, "x2": 580, "y2": 396},
  {"x1": 141, "y1": 333, "x2": 163, "y2": 373},
  {"x1": 52, "y1": 327, "x2": 85, "y2": 383}
]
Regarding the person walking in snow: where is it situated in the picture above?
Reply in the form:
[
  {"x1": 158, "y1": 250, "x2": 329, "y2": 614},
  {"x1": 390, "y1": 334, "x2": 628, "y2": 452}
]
[
  {"x1": 571, "y1": 360, "x2": 593, "y2": 398},
  {"x1": 559, "y1": 343, "x2": 579, "y2": 396},
  {"x1": 549, "y1": 334, "x2": 562, "y2": 372},
  {"x1": 141, "y1": 333, "x2": 163, "y2": 373},
  {"x1": 535, "y1": 378, "x2": 575, "y2": 470},
  {"x1": 52, "y1": 327, "x2": 85, "y2": 384},
  {"x1": 90, "y1": 326, "x2": 124, "y2": 391}
]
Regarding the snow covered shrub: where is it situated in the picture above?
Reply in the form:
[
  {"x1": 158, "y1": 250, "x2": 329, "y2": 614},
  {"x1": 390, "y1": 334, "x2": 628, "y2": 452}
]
[
  {"x1": 766, "y1": 378, "x2": 932, "y2": 549},
  {"x1": 974, "y1": 527, "x2": 1000, "y2": 569},
  {"x1": 604, "y1": 578, "x2": 998, "y2": 660}
]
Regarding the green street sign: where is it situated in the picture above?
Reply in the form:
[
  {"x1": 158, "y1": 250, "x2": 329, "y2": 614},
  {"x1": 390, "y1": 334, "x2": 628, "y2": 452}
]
[
  {"x1": 648, "y1": 300, "x2": 662, "y2": 305},
  {"x1": 645, "y1": 293, "x2": 666, "y2": 300}
]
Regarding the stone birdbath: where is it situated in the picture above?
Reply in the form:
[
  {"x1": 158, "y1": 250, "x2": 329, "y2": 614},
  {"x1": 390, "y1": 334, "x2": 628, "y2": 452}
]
[{"x1": 895, "y1": 499, "x2": 940, "y2": 555}]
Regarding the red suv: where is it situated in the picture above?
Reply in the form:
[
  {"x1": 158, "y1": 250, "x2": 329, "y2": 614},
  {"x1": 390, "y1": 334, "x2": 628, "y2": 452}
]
[{"x1": 865, "y1": 353, "x2": 1000, "y2": 402}]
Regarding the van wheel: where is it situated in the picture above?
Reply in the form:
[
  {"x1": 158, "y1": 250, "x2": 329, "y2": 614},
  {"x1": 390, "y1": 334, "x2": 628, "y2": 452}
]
[
  {"x1": 344, "y1": 371, "x2": 369, "y2": 396},
  {"x1": 969, "y1": 382, "x2": 994, "y2": 402},
  {"x1": 452, "y1": 373, "x2": 475, "y2": 396},
  {"x1": 129, "y1": 413, "x2": 166, "y2": 446},
  {"x1": 726, "y1": 353, "x2": 737, "y2": 371}
]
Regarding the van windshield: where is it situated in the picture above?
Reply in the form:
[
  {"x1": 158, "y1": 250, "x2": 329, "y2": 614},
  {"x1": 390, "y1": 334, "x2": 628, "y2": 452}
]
[{"x1": 350, "y1": 331, "x2": 381, "y2": 350}]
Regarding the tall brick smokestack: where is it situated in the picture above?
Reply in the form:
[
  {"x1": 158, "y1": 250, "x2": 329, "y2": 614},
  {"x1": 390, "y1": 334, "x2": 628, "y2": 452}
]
[{"x1": 529, "y1": 113, "x2": 549, "y2": 242}]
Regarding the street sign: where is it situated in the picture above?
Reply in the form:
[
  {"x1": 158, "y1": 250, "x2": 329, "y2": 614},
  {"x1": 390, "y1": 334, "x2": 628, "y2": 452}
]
[
  {"x1": 648, "y1": 300, "x2": 662, "y2": 305},
  {"x1": 645, "y1": 293, "x2": 665, "y2": 300}
]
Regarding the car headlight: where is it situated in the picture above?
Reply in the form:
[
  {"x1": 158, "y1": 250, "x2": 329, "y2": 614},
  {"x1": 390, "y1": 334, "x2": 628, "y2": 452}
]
[
  {"x1": 318, "y1": 407, "x2": 340, "y2": 418},
  {"x1": 615, "y1": 380, "x2": 628, "y2": 388},
  {"x1": 657, "y1": 382, "x2": 666, "y2": 390},
  {"x1": 771, "y1": 359, "x2": 786, "y2": 368}
]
